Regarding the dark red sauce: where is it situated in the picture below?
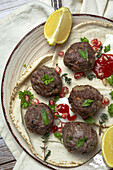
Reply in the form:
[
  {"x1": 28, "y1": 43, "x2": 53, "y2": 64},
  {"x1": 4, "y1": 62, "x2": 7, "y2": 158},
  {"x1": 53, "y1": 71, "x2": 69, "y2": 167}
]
[
  {"x1": 56, "y1": 104, "x2": 76, "y2": 121},
  {"x1": 93, "y1": 53, "x2": 113, "y2": 79}
]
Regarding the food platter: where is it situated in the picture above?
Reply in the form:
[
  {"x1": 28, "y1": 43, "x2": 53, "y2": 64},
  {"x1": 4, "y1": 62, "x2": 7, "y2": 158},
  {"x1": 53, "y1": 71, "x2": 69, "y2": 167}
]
[{"x1": 1, "y1": 14, "x2": 113, "y2": 169}]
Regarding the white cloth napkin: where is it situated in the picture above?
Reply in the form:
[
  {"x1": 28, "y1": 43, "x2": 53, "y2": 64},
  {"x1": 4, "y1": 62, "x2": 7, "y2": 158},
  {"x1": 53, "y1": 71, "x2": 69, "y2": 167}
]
[{"x1": 0, "y1": 0, "x2": 113, "y2": 169}]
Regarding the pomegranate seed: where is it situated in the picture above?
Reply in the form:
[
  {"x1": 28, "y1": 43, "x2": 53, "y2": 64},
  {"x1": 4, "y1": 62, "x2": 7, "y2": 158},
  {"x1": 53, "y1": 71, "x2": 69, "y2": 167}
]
[
  {"x1": 59, "y1": 91, "x2": 65, "y2": 98},
  {"x1": 103, "y1": 97, "x2": 110, "y2": 105},
  {"x1": 91, "y1": 39, "x2": 98, "y2": 45},
  {"x1": 24, "y1": 94, "x2": 30, "y2": 102},
  {"x1": 74, "y1": 72, "x2": 84, "y2": 79},
  {"x1": 51, "y1": 125, "x2": 58, "y2": 133},
  {"x1": 61, "y1": 113, "x2": 68, "y2": 119},
  {"x1": 53, "y1": 112, "x2": 59, "y2": 119},
  {"x1": 62, "y1": 86, "x2": 69, "y2": 94},
  {"x1": 58, "y1": 51, "x2": 64, "y2": 57},
  {"x1": 57, "y1": 127, "x2": 62, "y2": 133},
  {"x1": 55, "y1": 66, "x2": 62, "y2": 74},
  {"x1": 31, "y1": 98, "x2": 39, "y2": 105},
  {"x1": 91, "y1": 45, "x2": 98, "y2": 52},
  {"x1": 61, "y1": 122, "x2": 67, "y2": 128},
  {"x1": 49, "y1": 99, "x2": 55, "y2": 105},
  {"x1": 96, "y1": 41, "x2": 102, "y2": 48}
]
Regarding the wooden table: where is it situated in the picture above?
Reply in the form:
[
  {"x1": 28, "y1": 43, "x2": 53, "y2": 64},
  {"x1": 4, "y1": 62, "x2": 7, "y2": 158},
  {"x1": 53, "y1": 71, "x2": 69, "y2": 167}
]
[{"x1": 0, "y1": 1, "x2": 34, "y2": 169}]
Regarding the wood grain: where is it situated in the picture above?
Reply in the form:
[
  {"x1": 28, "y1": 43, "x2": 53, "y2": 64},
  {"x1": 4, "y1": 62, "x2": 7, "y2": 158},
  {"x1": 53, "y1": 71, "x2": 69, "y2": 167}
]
[{"x1": 0, "y1": 161, "x2": 16, "y2": 170}]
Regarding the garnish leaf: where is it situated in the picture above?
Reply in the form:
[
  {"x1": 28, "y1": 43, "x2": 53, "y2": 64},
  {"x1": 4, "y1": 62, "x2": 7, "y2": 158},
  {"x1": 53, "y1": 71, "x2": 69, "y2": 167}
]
[
  {"x1": 48, "y1": 104, "x2": 57, "y2": 113},
  {"x1": 54, "y1": 132, "x2": 62, "y2": 141},
  {"x1": 69, "y1": 136, "x2": 73, "y2": 140},
  {"x1": 82, "y1": 99, "x2": 94, "y2": 107},
  {"x1": 44, "y1": 150, "x2": 51, "y2": 162},
  {"x1": 42, "y1": 74, "x2": 54, "y2": 85},
  {"x1": 107, "y1": 75, "x2": 113, "y2": 86},
  {"x1": 41, "y1": 109, "x2": 49, "y2": 125},
  {"x1": 18, "y1": 90, "x2": 34, "y2": 108},
  {"x1": 104, "y1": 44, "x2": 111, "y2": 53},
  {"x1": 55, "y1": 114, "x2": 62, "y2": 118},
  {"x1": 80, "y1": 37, "x2": 89, "y2": 43},
  {"x1": 84, "y1": 116, "x2": 95, "y2": 124},
  {"x1": 61, "y1": 73, "x2": 72, "y2": 85},
  {"x1": 99, "y1": 113, "x2": 108, "y2": 125},
  {"x1": 87, "y1": 73, "x2": 96, "y2": 80},
  {"x1": 109, "y1": 91, "x2": 113, "y2": 99},
  {"x1": 96, "y1": 46, "x2": 103, "y2": 58},
  {"x1": 78, "y1": 48, "x2": 88, "y2": 61},
  {"x1": 77, "y1": 137, "x2": 88, "y2": 148},
  {"x1": 108, "y1": 104, "x2": 113, "y2": 117}
]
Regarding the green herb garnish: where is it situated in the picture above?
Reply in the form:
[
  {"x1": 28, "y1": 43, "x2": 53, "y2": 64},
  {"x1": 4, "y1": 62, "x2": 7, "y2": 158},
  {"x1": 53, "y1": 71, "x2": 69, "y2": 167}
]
[
  {"x1": 104, "y1": 44, "x2": 111, "y2": 53},
  {"x1": 69, "y1": 136, "x2": 73, "y2": 140},
  {"x1": 80, "y1": 37, "x2": 89, "y2": 43},
  {"x1": 87, "y1": 73, "x2": 96, "y2": 80},
  {"x1": 18, "y1": 90, "x2": 34, "y2": 108},
  {"x1": 55, "y1": 114, "x2": 62, "y2": 118},
  {"x1": 54, "y1": 132, "x2": 62, "y2": 141},
  {"x1": 44, "y1": 150, "x2": 51, "y2": 162},
  {"x1": 61, "y1": 73, "x2": 72, "y2": 85},
  {"x1": 42, "y1": 74, "x2": 54, "y2": 85},
  {"x1": 107, "y1": 75, "x2": 113, "y2": 86},
  {"x1": 41, "y1": 109, "x2": 49, "y2": 125},
  {"x1": 84, "y1": 116, "x2": 95, "y2": 124},
  {"x1": 23, "y1": 64, "x2": 26, "y2": 67},
  {"x1": 99, "y1": 113, "x2": 108, "y2": 125},
  {"x1": 48, "y1": 104, "x2": 57, "y2": 113},
  {"x1": 109, "y1": 91, "x2": 113, "y2": 99},
  {"x1": 96, "y1": 46, "x2": 103, "y2": 58},
  {"x1": 54, "y1": 96, "x2": 59, "y2": 103},
  {"x1": 77, "y1": 137, "x2": 88, "y2": 148},
  {"x1": 78, "y1": 48, "x2": 88, "y2": 61},
  {"x1": 108, "y1": 104, "x2": 113, "y2": 117},
  {"x1": 82, "y1": 99, "x2": 94, "y2": 107}
]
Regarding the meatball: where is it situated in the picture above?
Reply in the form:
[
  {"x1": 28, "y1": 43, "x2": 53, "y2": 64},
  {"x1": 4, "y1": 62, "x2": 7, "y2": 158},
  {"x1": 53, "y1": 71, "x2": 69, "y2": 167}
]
[
  {"x1": 31, "y1": 65, "x2": 62, "y2": 97},
  {"x1": 25, "y1": 103, "x2": 54, "y2": 135},
  {"x1": 62, "y1": 122, "x2": 97, "y2": 153},
  {"x1": 64, "y1": 42, "x2": 95, "y2": 72},
  {"x1": 69, "y1": 85, "x2": 103, "y2": 118}
]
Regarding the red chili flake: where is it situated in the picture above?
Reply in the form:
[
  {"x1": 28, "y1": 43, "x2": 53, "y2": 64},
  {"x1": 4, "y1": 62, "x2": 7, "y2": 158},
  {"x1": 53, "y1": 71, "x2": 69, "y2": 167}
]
[
  {"x1": 91, "y1": 39, "x2": 98, "y2": 45},
  {"x1": 55, "y1": 66, "x2": 62, "y2": 74},
  {"x1": 58, "y1": 51, "x2": 64, "y2": 57},
  {"x1": 24, "y1": 94, "x2": 30, "y2": 102},
  {"x1": 49, "y1": 99, "x2": 55, "y2": 105},
  {"x1": 31, "y1": 98, "x2": 39, "y2": 105},
  {"x1": 74, "y1": 72, "x2": 84, "y2": 79},
  {"x1": 51, "y1": 125, "x2": 58, "y2": 133},
  {"x1": 62, "y1": 86, "x2": 69, "y2": 94}
]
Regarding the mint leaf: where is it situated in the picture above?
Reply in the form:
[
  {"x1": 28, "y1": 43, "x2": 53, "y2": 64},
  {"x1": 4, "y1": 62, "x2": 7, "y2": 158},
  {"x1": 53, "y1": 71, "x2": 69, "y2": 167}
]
[
  {"x1": 41, "y1": 109, "x2": 49, "y2": 125},
  {"x1": 80, "y1": 37, "x2": 89, "y2": 43},
  {"x1": 42, "y1": 74, "x2": 54, "y2": 85},
  {"x1": 77, "y1": 137, "x2": 88, "y2": 148},
  {"x1": 109, "y1": 91, "x2": 113, "y2": 99},
  {"x1": 108, "y1": 104, "x2": 113, "y2": 117},
  {"x1": 78, "y1": 48, "x2": 88, "y2": 61},
  {"x1": 82, "y1": 99, "x2": 94, "y2": 106},
  {"x1": 107, "y1": 75, "x2": 113, "y2": 86},
  {"x1": 84, "y1": 116, "x2": 95, "y2": 124},
  {"x1": 104, "y1": 44, "x2": 111, "y2": 53}
]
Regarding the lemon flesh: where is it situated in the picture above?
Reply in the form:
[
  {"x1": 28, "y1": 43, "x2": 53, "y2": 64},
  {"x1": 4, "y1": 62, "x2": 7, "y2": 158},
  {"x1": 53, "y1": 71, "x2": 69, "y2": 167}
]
[
  {"x1": 44, "y1": 7, "x2": 72, "y2": 46},
  {"x1": 101, "y1": 125, "x2": 113, "y2": 167}
]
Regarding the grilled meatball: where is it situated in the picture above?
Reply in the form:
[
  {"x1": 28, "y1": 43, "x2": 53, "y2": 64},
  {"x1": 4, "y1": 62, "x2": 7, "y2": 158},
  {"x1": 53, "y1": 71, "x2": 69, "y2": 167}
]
[
  {"x1": 25, "y1": 103, "x2": 54, "y2": 135},
  {"x1": 62, "y1": 122, "x2": 97, "y2": 153},
  {"x1": 64, "y1": 42, "x2": 95, "y2": 72},
  {"x1": 31, "y1": 66, "x2": 62, "y2": 97},
  {"x1": 69, "y1": 85, "x2": 103, "y2": 119}
]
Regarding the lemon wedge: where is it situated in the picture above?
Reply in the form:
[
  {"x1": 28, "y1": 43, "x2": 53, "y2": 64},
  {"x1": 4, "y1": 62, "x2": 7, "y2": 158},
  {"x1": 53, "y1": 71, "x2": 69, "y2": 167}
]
[
  {"x1": 44, "y1": 7, "x2": 72, "y2": 46},
  {"x1": 101, "y1": 125, "x2": 113, "y2": 167}
]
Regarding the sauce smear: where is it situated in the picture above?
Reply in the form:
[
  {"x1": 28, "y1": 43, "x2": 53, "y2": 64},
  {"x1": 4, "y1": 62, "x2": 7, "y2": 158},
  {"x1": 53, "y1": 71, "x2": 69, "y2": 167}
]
[{"x1": 93, "y1": 53, "x2": 113, "y2": 79}]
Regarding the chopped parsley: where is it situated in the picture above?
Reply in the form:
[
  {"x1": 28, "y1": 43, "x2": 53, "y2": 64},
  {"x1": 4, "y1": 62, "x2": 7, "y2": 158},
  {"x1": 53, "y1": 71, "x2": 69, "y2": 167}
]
[
  {"x1": 61, "y1": 73, "x2": 72, "y2": 85},
  {"x1": 41, "y1": 109, "x2": 49, "y2": 125},
  {"x1": 54, "y1": 132, "x2": 62, "y2": 141},
  {"x1": 77, "y1": 137, "x2": 88, "y2": 148},
  {"x1": 107, "y1": 75, "x2": 113, "y2": 86},
  {"x1": 104, "y1": 44, "x2": 111, "y2": 53},
  {"x1": 23, "y1": 64, "x2": 26, "y2": 67},
  {"x1": 84, "y1": 116, "x2": 95, "y2": 124},
  {"x1": 82, "y1": 99, "x2": 94, "y2": 107},
  {"x1": 18, "y1": 90, "x2": 34, "y2": 108},
  {"x1": 99, "y1": 113, "x2": 108, "y2": 125},
  {"x1": 80, "y1": 37, "x2": 89, "y2": 43},
  {"x1": 44, "y1": 150, "x2": 51, "y2": 162},
  {"x1": 109, "y1": 91, "x2": 113, "y2": 99},
  {"x1": 108, "y1": 104, "x2": 113, "y2": 117},
  {"x1": 78, "y1": 48, "x2": 88, "y2": 61},
  {"x1": 42, "y1": 74, "x2": 54, "y2": 85},
  {"x1": 87, "y1": 73, "x2": 96, "y2": 80}
]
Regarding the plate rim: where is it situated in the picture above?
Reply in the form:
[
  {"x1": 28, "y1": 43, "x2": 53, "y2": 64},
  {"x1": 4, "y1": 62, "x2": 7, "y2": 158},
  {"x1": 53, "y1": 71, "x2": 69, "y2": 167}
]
[{"x1": 1, "y1": 13, "x2": 113, "y2": 169}]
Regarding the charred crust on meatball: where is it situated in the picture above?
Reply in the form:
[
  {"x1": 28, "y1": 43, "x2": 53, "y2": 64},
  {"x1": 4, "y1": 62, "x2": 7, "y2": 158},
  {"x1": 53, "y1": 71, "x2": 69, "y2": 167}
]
[
  {"x1": 31, "y1": 65, "x2": 62, "y2": 97},
  {"x1": 64, "y1": 42, "x2": 95, "y2": 72}
]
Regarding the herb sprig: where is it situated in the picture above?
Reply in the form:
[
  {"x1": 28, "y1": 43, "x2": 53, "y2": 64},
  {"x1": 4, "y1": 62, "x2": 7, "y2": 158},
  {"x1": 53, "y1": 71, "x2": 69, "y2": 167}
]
[
  {"x1": 41, "y1": 109, "x2": 49, "y2": 125},
  {"x1": 108, "y1": 104, "x2": 113, "y2": 117},
  {"x1": 77, "y1": 137, "x2": 88, "y2": 148},
  {"x1": 96, "y1": 45, "x2": 103, "y2": 58},
  {"x1": 42, "y1": 74, "x2": 54, "y2": 85},
  {"x1": 82, "y1": 99, "x2": 94, "y2": 107},
  {"x1": 87, "y1": 73, "x2": 96, "y2": 80},
  {"x1": 104, "y1": 44, "x2": 111, "y2": 53},
  {"x1": 61, "y1": 73, "x2": 72, "y2": 85},
  {"x1": 99, "y1": 113, "x2": 108, "y2": 125},
  {"x1": 78, "y1": 48, "x2": 88, "y2": 61},
  {"x1": 84, "y1": 116, "x2": 95, "y2": 124},
  {"x1": 80, "y1": 37, "x2": 89, "y2": 43},
  {"x1": 107, "y1": 75, "x2": 113, "y2": 86}
]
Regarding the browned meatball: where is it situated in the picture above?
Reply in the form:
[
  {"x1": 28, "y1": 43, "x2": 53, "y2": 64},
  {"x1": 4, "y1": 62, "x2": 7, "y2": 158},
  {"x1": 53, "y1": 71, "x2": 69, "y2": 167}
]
[
  {"x1": 69, "y1": 85, "x2": 103, "y2": 119},
  {"x1": 64, "y1": 42, "x2": 95, "y2": 72},
  {"x1": 25, "y1": 103, "x2": 54, "y2": 135},
  {"x1": 31, "y1": 66, "x2": 62, "y2": 97},
  {"x1": 62, "y1": 122, "x2": 98, "y2": 153}
]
